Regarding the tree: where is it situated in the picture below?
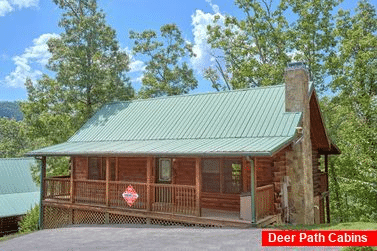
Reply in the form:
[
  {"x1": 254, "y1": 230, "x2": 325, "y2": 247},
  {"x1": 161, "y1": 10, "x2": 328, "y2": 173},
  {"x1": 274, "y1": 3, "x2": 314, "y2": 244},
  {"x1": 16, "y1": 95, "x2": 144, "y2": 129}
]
[
  {"x1": 321, "y1": 0, "x2": 377, "y2": 222},
  {"x1": 0, "y1": 117, "x2": 31, "y2": 158},
  {"x1": 130, "y1": 24, "x2": 198, "y2": 98},
  {"x1": 47, "y1": 0, "x2": 134, "y2": 122},
  {"x1": 206, "y1": 0, "x2": 290, "y2": 89},
  {"x1": 21, "y1": 0, "x2": 134, "y2": 180},
  {"x1": 284, "y1": 0, "x2": 339, "y2": 92},
  {"x1": 205, "y1": 0, "x2": 339, "y2": 92}
]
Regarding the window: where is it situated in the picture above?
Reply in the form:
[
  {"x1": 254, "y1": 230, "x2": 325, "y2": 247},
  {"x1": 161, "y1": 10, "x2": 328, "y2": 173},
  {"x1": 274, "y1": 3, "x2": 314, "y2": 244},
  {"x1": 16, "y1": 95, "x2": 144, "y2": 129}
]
[
  {"x1": 202, "y1": 159, "x2": 220, "y2": 192},
  {"x1": 158, "y1": 158, "x2": 172, "y2": 182},
  {"x1": 202, "y1": 159, "x2": 242, "y2": 194},
  {"x1": 223, "y1": 160, "x2": 242, "y2": 194},
  {"x1": 88, "y1": 157, "x2": 116, "y2": 181}
]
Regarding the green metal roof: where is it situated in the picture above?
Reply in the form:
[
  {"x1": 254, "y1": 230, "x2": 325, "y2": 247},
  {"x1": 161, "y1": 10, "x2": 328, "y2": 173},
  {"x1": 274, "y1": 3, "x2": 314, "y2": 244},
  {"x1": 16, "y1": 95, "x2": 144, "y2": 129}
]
[
  {"x1": 27, "y1": 85, "x2": 302, "y2": 157},
  {"x1": 0, "y1": 158, "x2": 40, "y2": 217}
]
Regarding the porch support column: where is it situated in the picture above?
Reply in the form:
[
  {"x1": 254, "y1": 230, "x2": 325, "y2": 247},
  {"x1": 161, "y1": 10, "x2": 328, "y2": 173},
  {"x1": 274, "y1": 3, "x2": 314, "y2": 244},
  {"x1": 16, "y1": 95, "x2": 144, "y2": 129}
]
[
  {"x1": 250, "y1": 157, "x2": 256, "y2": 224},
  {"x1": 70, "y1": 157, "x2": 75, "y2": 204},
  {"x1": 106, "y1": 157, "x2": 110, "y2": 207},
  {"x1": 325, "y1": 154, "x2": 330, "y2": 223},
  {"x1": 39, "y1": 156, "x2": 46, "y2": 230},
  {"x1": 195, "y1": 158, "x2": 201, "y2": 217},
  {"x1": 146, "y1": 157, "x2": 153, "y2": 211}
]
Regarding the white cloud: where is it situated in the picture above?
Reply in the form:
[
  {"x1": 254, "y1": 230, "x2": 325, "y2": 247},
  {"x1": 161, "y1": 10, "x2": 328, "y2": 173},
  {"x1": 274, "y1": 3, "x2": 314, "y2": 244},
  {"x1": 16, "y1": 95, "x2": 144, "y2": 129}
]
[
  {"x1": 129, "y1": 60, "x2": 145, "y2": 73},
  {"x1": 9, "y1": 0, "x2": 37, "y2": 8},
  {"x1": 191, "y1": 8, "x2": 225, "y2": 74},
  {"x1": 0, "y1": 0, "x2": 38, "y2": 17},
  {"x1": 0, "y1": 0, "x2": 13, "y2": 16},
  {"x1": 2, "y1": 33, "x2": 59, "y2": 88},
  {"x1": 205, "y1": 0, "x2": 220, "y2": 13}
]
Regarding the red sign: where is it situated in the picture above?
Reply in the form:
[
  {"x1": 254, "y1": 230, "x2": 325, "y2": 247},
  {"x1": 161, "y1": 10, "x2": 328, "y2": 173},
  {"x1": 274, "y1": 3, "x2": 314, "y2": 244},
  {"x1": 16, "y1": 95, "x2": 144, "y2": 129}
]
[
  {"x1": 262, "y1": 230, "x2": 377, "y2": 246},
  {"x1": 122, "y1": 185, "x2": 139, "y2": 206}
]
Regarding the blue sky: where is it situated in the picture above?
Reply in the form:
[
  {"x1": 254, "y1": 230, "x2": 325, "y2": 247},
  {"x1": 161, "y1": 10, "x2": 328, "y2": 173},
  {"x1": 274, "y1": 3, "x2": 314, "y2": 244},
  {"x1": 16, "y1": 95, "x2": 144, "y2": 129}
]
[{"x1": 0, "y1": 0, "x2": 366, "y2": 101}]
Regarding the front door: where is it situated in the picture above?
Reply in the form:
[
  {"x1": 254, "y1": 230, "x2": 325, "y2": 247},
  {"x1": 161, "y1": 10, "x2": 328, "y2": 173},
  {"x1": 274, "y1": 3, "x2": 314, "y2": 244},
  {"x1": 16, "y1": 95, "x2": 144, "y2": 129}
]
[{"x1": 156, "y1": 158, "x2": 172, "y2": 203}]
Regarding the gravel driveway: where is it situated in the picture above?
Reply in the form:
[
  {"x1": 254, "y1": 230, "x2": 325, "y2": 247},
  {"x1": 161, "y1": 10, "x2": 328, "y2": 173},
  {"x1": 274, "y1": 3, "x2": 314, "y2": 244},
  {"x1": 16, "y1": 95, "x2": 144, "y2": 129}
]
[{"x1": 0, "y1": 225, "x2": 341, "y2": 251}]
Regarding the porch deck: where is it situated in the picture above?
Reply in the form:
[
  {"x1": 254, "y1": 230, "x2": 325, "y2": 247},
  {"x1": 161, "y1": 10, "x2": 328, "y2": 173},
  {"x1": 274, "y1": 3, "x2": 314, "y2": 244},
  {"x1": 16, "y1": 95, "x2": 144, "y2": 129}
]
[{"x1": 42, "y1": 177, "x2": 277, "y2": 228}]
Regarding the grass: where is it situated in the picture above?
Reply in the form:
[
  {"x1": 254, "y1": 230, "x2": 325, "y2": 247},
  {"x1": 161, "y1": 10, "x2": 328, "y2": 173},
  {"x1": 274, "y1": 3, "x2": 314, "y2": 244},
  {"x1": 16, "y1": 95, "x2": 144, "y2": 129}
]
[
  {"x1": 269, "y1": 222, "x2": 377, "y2": 251},
  {"x1": 0, "y1": 231, "x2": 35, "y2": 243},
  {"x1": 270, "y1": 222, "x2": 377, "y2": 230}
]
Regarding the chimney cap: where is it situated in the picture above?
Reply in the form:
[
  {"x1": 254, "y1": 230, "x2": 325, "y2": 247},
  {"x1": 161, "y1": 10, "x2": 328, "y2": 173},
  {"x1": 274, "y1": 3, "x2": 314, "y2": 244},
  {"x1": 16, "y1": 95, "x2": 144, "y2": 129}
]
[{"x1": 286, "y1": 61, "x2": 307, "y2": 71}]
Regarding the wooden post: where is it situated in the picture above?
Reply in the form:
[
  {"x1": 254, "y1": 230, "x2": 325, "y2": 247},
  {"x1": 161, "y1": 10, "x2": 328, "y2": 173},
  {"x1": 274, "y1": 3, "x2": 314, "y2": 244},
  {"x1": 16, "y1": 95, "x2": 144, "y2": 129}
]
[
  {"x1": 70, "y1": 157, "x2": 75, "y2": 203},
  {"x1": 39, "y1": 156, "x2": 46, "y2": 230},
  {"x1": 325, "y1": 154, "x2": 330, "y2": 223},
  {"x1": 106, "y1": 157, "x2": 110, "y2": 207},
  {"x1": 195, "y1": 158, "x2": 201, "y2": 217},
  {"x1": 146, "y1": 157, "x2": 153, "y2": 212},
  {"x1": 242, "y1": 157, "x2": 248, "y2": 193},
  {"x1": 251, "y1": 157, "x2": 257, "y2": 223},
  {"x1": 115, "y1": 157, "x2": 119, "y2": 181}
]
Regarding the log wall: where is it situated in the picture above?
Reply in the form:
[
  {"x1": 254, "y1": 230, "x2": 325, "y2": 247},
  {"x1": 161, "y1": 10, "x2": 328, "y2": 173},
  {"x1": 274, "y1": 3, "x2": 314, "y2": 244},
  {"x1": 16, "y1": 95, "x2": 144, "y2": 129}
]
[
  {"x1": 312, "y1": 149, "x2": 322, "y2": 196},
  {"x1": 74, "y1": 157, "x2": 88, "y2": 179},
  {"x1": 201, "y1": 192, "x2": 240, "y2": 211},
  {"x1": 0, "y1": 216, "x2": 20, "y2": 237},
  {"x1": 255, "y1": 157, "x2": 273, "y2": 187},
  {"x1": 174, "y1": 158, "x2": 196, "y2": 186},
  {"x1": 118, "y1": 157, "x2": 147, "y2": 182}
]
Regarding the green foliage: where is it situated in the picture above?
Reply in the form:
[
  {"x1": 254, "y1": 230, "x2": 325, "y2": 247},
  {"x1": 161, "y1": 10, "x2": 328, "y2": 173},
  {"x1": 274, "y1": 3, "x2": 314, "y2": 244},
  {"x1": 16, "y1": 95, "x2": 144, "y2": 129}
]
[
  {"x1": 0, "y1": 118, "x2": 31, "y2": 157},
  {"x1": 320, "y1": 0, "x2": 377, "y2": 223},
  {"x1": 48, "y1": 0, "x2": 134, "y2": 122},
  {"x1": 31, "y1": 157, "x2": 70, "y2": 185},
  {"x1": 206, "y1": 0, "x2": 339, "y2": 92},
  {"x1": 0, "y1": 101, "x2": 23, "y2": 121},
  {"x1": 342, "y1": 247, "x2": 376, "y2": 251},
  {"x1": 284, "y1": 0, "x2": 339, "y2": 92},
  {"x1": 18, "y1": 204, "x2": 39, "y2": 233},
  {"x1": 21, "y1": 0, "x2": 134, "y2": 181},
  {"x1": 130, "y1": 23, "x2": 198, "y2": 98},
  {"x1": 206, "y1": 0, "x2": 290, "y2": 89}
]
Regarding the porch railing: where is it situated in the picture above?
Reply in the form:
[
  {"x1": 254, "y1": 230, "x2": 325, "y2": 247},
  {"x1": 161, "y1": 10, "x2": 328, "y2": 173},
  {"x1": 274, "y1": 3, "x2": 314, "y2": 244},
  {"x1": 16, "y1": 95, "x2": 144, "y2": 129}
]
[
  {"x1": 44, "y1": 178, "x2": 197, "y2": 216},
  {"x1": 255, "y1": 184, "x2": 274, "y2": 220},
  {"x1": 44, "y1": 177, "x2": 71, "y2": 201},
  {"x1": 74, "y1": 179, "x2": 106, "y2": 205},
  {"x1": 109, "y1": 181, "x2": 147, "y2": 210},
  {"x1": 151, "y1": 183, "x2": 197, "y2": 215}
]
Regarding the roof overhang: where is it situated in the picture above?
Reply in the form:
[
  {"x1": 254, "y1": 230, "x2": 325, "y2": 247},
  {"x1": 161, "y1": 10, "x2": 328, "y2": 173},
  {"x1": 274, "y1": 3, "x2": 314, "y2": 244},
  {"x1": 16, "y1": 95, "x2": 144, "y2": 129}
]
[{"x1": 25, "y1": 137, "x2": 295, "y2": 158}]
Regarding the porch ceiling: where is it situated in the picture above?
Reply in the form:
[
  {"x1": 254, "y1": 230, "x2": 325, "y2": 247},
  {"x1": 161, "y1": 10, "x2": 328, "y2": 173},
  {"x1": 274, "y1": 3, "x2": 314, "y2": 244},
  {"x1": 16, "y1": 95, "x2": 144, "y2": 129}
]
[{"x1": 25, "y1": 136, "x2": 294, "y2": 157}]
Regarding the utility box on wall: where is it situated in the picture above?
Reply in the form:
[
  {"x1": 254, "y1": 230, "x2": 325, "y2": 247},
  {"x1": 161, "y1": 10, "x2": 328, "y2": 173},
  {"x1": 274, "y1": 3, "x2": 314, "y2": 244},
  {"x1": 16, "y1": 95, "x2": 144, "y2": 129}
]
[{"x1": 240, "y1": 193, "x2": 251, "y2": 221}]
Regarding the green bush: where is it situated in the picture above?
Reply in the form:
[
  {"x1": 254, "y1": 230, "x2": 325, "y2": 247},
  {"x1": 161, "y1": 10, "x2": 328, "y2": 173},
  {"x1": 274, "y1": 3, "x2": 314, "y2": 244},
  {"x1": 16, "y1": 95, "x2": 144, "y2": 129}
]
[
  {"x1": 342, "y1": 247, "x2": 376, "y2": 251},
  {"x1": 18, "y1": 204, "x2": 39, "y2": 233}
]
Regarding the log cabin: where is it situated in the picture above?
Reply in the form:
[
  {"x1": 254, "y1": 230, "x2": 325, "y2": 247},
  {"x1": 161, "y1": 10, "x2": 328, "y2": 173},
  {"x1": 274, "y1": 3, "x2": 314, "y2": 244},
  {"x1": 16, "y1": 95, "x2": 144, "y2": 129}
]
[
  {"x1": 27, "y1": 62, "x2": 340, "y2": 228},
  {"x1": 0, "y1": 158, "x2": 39, "y2": 236}
]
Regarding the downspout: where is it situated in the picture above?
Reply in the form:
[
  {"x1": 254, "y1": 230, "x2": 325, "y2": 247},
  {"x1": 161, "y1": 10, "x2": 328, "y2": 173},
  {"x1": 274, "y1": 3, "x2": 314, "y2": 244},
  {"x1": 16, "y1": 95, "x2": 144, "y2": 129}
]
[
  {"x1": 38, "y1": 156, "x2": 46, "y2": 230},
  {"x1": 247, "y1": 156, "x2": 256, "y2": 224}
]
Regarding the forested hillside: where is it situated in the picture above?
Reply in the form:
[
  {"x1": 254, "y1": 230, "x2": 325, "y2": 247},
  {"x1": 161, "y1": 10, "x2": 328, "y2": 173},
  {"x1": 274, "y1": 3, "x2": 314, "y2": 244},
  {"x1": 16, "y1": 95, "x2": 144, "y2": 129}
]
[{"x1": 0, "y1": 102, "x2": 23, "y2": 121}]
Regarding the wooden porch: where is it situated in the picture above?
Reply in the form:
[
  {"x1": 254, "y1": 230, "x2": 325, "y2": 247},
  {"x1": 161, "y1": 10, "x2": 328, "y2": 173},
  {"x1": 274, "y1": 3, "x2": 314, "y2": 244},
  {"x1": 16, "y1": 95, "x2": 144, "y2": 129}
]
[{"x1": 42, "y1": 177, "x2": 276, "y2": 228}]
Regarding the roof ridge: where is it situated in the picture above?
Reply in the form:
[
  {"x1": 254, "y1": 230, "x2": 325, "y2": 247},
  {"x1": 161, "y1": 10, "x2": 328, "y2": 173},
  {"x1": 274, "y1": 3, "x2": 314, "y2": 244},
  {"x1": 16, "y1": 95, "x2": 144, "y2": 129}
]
[{"x1": 106, "y1": 84, "x2": 285, "y2": 105}]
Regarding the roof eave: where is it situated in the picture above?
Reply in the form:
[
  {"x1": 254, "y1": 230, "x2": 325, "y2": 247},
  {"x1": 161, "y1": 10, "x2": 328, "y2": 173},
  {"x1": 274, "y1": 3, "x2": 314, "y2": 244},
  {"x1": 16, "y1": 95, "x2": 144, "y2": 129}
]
[{"x1": 25, "y1": 150, "x2": 275, "y2": 158}]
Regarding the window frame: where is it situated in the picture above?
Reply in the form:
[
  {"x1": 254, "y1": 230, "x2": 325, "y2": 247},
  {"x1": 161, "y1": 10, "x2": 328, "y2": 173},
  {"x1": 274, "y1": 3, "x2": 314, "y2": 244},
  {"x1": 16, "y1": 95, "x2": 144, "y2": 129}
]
[
  {"x1": 158, "y1": 158, "x2": 172, "y2": 182},
  {"x1": 201, "y1": 158, "x2": 243, "y2": 194}
]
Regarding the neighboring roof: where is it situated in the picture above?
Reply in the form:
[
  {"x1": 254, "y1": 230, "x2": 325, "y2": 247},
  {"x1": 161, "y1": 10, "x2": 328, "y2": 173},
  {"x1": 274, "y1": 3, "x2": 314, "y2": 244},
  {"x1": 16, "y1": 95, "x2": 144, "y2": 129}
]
[
  {"x1": 0, "y1": 158, "x2": 40, "y2": 217},
  {"x1": 27, "y1": 85, "x2": 302, "y2": 157}
]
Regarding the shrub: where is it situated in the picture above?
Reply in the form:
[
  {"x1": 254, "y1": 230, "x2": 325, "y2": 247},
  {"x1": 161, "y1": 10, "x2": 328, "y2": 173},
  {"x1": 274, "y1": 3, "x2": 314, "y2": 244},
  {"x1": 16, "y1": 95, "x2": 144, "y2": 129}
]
[
  {"x1": 342, "y1": 247, "x2": 376, "y2": 251},
  {"x1": 18, "y1": 204, "x2": 39, "y2": 233}
]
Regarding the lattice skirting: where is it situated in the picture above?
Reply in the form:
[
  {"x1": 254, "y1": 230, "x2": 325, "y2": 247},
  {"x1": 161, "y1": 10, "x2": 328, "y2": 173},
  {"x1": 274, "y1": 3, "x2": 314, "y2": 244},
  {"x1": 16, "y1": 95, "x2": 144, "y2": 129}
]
[{"x1": 43, "y1": 205, "x2": 222, "y2": 229}]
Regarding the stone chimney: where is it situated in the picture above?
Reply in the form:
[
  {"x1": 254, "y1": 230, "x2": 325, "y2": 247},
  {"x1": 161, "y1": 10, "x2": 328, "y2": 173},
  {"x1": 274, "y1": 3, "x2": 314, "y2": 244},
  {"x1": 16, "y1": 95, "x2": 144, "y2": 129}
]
[{"x1": 284, "y1": 62, "x2": 314, "y2": 225}]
